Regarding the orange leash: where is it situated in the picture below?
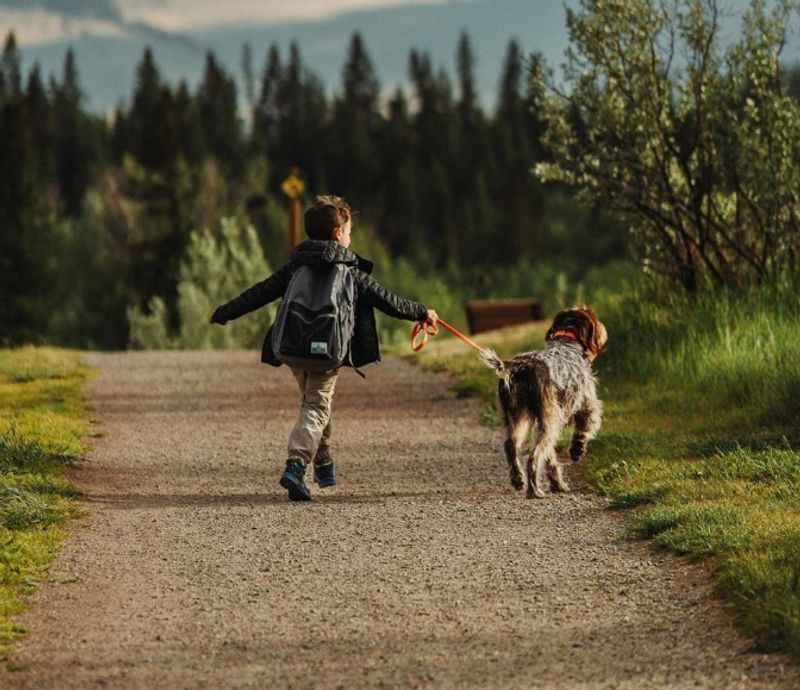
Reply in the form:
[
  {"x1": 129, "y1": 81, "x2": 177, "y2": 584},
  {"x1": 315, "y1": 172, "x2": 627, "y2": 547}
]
[{"x1": 411, "y1": 318, "x2": 484, "y2": 354}]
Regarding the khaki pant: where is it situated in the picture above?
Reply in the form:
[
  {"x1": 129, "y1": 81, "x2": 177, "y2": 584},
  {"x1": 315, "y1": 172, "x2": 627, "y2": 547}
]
[{"x1": 288, "y1": 367, "x2": 339, "y2": 466}]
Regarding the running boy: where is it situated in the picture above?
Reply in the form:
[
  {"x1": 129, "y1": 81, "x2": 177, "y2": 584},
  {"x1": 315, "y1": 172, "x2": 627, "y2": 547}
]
[{"x1": 210, "y1": 195, "x2": 438, "y2": 501}]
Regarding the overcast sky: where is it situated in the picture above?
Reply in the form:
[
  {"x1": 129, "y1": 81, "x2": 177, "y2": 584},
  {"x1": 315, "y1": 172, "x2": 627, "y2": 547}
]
[{"x1": 118, "y1": 0, "x2": 453, "y2": 31}]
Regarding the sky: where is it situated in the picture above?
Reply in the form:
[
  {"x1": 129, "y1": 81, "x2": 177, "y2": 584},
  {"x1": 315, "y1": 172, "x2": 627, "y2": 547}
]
[
  {"x1": 1, "y1": 0, "x2": 456, "y2": 44},
  {"x1": 117, "y1": 0, "x2": 453, "y2": 31}
]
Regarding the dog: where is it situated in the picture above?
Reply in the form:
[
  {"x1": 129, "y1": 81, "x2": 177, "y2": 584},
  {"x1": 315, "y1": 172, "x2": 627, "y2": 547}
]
[{"x1": 481, "y1": 307, "x2": 607, "y2": 498}]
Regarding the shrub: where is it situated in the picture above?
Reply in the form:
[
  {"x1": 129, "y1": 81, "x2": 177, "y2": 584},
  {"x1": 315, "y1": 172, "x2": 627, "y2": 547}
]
[{"x1": 128, "y1": 217, "x2": 275, "y2": 349}]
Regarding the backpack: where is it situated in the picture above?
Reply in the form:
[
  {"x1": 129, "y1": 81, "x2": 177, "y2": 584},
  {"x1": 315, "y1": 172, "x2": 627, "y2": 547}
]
[{"x1": 271, "y1": 263, "x2": 357, "y2": 371}]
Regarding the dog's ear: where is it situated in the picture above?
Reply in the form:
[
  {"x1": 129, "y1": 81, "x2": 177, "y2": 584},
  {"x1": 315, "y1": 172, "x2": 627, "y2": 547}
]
[{"x1": 578, "y1": 307, "x2": 607, "y2": 360}]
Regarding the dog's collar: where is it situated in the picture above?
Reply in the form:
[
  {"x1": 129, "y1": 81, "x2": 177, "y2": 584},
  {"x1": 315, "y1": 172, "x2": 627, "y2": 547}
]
[{"x1": 551, "y1": 329, "x2": 579, "y2": 344}]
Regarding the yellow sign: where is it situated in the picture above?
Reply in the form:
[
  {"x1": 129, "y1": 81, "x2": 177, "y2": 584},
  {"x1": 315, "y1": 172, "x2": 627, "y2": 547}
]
[{"x1": 281, "y1": 170, "x2": 305, "y2": 200}]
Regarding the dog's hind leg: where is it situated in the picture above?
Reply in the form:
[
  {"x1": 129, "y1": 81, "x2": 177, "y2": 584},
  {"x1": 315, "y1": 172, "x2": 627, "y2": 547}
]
[
  {"x1": 503, "y1": 414, "x2": 530, "y2": 491},
  {"x1": 527, "y1": 406, "x2": 562, "y2": 500}
]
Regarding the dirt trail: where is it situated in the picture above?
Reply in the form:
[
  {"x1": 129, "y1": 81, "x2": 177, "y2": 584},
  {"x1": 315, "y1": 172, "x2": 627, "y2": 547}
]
[{"x1": 2, "y1": 351, "x2": 797, "y2": 689}]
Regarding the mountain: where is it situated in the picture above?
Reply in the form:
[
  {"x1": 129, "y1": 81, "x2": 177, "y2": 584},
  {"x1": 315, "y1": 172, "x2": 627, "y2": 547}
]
[{"x1": 2, "y1": 0, "x2": 795, "y2": 113}]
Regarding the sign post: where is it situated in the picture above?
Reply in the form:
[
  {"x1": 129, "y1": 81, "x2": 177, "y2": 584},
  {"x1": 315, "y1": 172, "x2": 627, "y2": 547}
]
[{"x1": 281, "y1": 167, "x2": 305, "y2": 252}]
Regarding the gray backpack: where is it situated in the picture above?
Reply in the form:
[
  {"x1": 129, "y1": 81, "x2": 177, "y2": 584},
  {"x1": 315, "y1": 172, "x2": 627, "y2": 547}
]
[{"x1": 271, "y1": 264, "x2": 357, "y2": 370}]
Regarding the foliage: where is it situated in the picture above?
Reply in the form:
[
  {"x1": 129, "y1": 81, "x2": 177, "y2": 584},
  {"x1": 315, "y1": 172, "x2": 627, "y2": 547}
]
[
  {"x1": 3, "y1": 26, "x2": 628, "y2": 348},
  {"x1": 533, "y1": 0, "x2": 800, "y2": 291},
  {"x1": 0, "y1": 347, "x2": 87, "y2": 658},
  {"x1": 128, "y1": 218, "x2": 274, "y2": 349}
]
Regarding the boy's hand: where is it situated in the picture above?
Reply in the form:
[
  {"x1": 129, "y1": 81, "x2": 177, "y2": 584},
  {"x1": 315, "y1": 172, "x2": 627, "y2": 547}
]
[
  {"x1": 209, "y1": 307, "x2": 227, "y2": 325},
  {"x1": 425, "y1": 309, "x2": 439, "y2": 326}
]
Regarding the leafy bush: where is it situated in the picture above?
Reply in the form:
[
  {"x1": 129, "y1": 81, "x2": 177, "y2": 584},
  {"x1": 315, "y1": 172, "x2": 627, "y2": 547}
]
[
  {"x1": 128, "y1": 217, "x2": 275, "y2": 349},
  {"x1": 534, "y1": 0, "x2": 800, "y2": 291}
]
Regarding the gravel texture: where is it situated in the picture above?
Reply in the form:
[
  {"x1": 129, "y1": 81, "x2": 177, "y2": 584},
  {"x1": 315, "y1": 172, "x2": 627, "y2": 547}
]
[{"x1": 2, "y1": 350, "x2": 798, "y2": 689}]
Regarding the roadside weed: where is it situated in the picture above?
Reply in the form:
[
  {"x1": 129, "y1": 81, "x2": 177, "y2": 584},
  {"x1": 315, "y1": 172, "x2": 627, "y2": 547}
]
[{"x1": 0, "y1": 348, "x2": 88, "y2": 659}]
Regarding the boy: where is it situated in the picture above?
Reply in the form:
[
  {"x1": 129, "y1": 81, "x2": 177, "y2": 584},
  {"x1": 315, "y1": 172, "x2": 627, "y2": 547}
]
[{"x1": 210, "y1": 195, "x2": 438, "y2": 501}]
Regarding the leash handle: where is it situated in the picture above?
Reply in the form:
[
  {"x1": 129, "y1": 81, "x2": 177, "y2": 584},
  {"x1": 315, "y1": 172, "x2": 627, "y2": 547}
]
[
  {"x1": 411, "y1": 320, "x2": 437, "y2": 352},
  {"x1": 411, "y1": 318, "x2": 484, "y2": 354}
]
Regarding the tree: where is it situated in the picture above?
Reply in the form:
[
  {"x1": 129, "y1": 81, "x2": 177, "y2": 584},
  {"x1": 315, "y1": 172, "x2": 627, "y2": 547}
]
[
  {"x1": 53, "y1": 48, "x2": 94, "y2": 216},
  {"x1": 328, "y1": 32, "x2": 381, "y2": 207},
  {"x1": 197, "y1": 51, "x2": 244, "y2": 176},
  {"x1": 533, "y1": 0, "x2": 800, "y2": 291},
  {"x1": 0, "y1": 32, "x2": 21, "y2": 102},
  {"x1": 128, "y1": 218, "x2": 274, "y2": 349},
  {"x1": 128, "y1": 47, "x2": 165, "y2": 170},
  {"x1": 253, "y1": 43, "x2": 283, "y2": 155}
]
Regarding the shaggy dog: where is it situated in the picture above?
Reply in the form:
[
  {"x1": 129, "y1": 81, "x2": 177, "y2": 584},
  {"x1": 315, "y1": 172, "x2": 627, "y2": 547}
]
[{"x1": 481, "y1": 307, "x2": 607, "y2": 499}]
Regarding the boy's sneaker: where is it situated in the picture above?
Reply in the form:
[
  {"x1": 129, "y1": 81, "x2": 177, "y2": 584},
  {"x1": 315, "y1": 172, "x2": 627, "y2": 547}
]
[
  {"x1": 279, "y1": 459, "x2": 312, "y2": 501},
  {"x1": 313, "y1": 458, "x2": 336, "y2": 488}
]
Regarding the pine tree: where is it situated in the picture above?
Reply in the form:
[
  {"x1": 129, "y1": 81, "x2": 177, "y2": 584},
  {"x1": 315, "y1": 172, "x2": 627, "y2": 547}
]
[
  {"x1": 128, "y1": 47, "x2": 164, "y2": 170},
  {"x1": 254, "y1": 43, "x2": 283, "y2": 156},
  {"x1": 197, "y1": 51, "x2": 244, "y2": 176},
  {"x1": 0, "y1": 32, "x2": 22, "y2": 102},
  {"x1": 270, "y1": 42, "x2": 328, "y2": 192},
  {"x1": 379, "y1": 87, "x2": 421, "y2": 252},
  {"x1": 53, "y1": 48, "x2": 93, "y2": 216},
  {"x1": 25, "y1": 63, "x2": 53, "y2": 186},
  {"x1": 329, "y1": 32, "x2": 381, "y2": 206},
  {"x1": 491, "y1": 41, "x2": 546, "y2": 259}
]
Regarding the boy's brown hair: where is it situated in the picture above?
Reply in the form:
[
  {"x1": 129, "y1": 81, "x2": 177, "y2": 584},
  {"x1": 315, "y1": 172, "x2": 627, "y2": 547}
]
[{"x1": 304, "y1": 195, "x2": 352, "y2": 240}]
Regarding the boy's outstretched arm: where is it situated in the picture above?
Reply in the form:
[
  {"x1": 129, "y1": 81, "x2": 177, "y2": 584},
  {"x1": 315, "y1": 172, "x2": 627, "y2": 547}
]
[
  {"x1": 354, "y1": 271, "x2": 434, "y2": 323},
  {"x1": 210, "y1": 263, "x2": 293, "y2": 325}
]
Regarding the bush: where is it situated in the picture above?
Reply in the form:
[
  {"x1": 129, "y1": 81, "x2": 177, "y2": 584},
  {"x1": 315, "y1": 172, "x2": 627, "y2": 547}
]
[{"x1": 128, "y1": 217, "x2": 275, "y2": 349}]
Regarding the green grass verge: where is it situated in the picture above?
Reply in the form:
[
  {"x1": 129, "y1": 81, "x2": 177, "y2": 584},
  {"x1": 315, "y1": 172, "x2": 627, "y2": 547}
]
[
  {"x1": 0, "y1": 347, "x2": 89, "y2": 658},
  {"x1": 411, "y1": 292, "x2": 800, "y2": 657}
]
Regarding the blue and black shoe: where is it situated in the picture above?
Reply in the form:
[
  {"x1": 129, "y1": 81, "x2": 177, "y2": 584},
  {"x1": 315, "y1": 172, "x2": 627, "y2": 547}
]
[
  {"x1": 279, "y1": 459, "x2": 312, "y2": 501},
  {"x1": 313, "y1": 459, "x2": 336, "y2": 488}
]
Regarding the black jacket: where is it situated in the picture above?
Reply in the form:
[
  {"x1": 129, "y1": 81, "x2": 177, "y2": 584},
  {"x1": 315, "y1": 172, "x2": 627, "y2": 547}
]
[{"x1": 213, "y1": 240, "x2": 428, "y2": 368}]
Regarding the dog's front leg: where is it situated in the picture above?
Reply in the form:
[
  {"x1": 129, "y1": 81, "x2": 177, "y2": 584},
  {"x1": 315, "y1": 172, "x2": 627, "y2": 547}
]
[
  {"x1": 547, "y1": 451, "x2": 570, "y2": 493},
  {"x1": 569, "y1": 398, "x2": 603, "y2": 463}
]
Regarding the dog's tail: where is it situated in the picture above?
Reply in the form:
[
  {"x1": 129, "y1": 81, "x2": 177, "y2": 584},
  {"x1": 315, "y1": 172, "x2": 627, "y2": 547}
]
[{"x1": 479, "y1": 348, "x2": 511, "y2": 389}]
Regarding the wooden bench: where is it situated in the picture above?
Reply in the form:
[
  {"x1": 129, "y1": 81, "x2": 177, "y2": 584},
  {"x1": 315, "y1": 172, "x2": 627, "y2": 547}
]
[{"x1": 465, "y1": 298, "x2": 544, "y2": 335}]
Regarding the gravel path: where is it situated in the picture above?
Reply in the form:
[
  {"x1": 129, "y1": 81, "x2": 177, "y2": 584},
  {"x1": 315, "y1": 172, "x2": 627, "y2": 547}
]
[{"x1": 2, "y1": 351, "x2": 798, "y2": 689}]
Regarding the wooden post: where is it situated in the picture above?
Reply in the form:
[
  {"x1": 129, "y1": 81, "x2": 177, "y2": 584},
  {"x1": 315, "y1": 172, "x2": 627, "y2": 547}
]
[
  {"x1": 281, "y1": 167, "x2": 305, "y2": 252},
  {"x1": 288, "y1": 197, "x2": 300, "y2": 252}
]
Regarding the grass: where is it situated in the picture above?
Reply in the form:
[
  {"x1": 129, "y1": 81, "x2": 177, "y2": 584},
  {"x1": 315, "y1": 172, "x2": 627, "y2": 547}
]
[
  {"x1": 411, "y1": 282, "x2": 800, "y2": 657},
  {"x1": 0, "y1": 347, "x2": 89, "y2": 659}
]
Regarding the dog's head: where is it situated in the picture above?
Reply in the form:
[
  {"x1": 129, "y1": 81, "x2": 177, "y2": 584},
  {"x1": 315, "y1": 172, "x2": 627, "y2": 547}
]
[{"x1": 545, "y1": 306, "x2": 607, "y2": 361}]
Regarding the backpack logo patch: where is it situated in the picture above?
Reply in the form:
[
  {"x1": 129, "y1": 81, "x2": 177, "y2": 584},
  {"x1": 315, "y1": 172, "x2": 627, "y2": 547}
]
[{"x1": 310, "y1": 341, "x2": 328, "y2": 355}]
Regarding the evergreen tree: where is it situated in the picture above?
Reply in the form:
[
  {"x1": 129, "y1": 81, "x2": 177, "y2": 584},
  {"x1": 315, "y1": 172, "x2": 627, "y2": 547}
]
[
  {"x1": 128, "y1": 47, "x2": 165, "y2": 170},
  {"x1": 53, "y1": 48, "x2": 93, "y2": 217},
  {"x1": 197, "y1": 51, "x2": 243, "y2": 176},
  {"x1": 408, "y1": 49, "x2": 458, "y2": 261},
  {"x1": 254, "y1": 43, "x2": 283, "y2": 155},
  {"x1": 0, "y1": 32, "x2": 55, "y2": 341},
  {"x1": 0, "y1": 32, "x2": 22, "y2": 102},
  {"x1": 329, "y1": 32, "x2": 381, "y2": 207},
  {"x1": 25, "y1": 63, "x2": 53, "y2": 186},
  {"x1": 270, "y1": 42, "x2": 327, "y2": 192},
  {"x1": 174, "y1": 80, "x2": 204, "y2": 167}
]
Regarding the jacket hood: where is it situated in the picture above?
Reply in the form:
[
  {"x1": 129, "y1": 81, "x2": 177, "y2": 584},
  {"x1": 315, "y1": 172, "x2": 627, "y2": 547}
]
[{"x1": 290, "y1": 240, "x2": 373, "y2": 274}]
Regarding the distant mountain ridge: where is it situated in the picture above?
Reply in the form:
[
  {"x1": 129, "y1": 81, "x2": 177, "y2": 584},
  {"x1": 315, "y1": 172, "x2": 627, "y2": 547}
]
[{"x1": 4, "y1": 0, "x2": 794, "y2": 113}]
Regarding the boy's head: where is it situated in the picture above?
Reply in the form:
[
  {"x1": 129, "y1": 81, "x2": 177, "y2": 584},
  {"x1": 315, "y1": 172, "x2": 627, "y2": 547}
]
[{"x1": 305, "y1": 195, "x2": 352, "y2": 248}]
